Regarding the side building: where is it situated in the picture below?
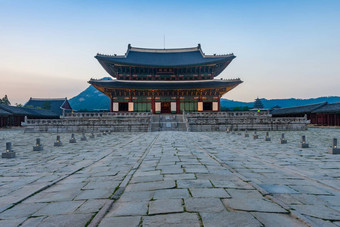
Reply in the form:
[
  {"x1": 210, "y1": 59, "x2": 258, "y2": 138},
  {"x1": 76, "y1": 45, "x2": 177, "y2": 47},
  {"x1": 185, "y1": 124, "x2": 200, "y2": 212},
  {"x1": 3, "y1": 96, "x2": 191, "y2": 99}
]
[
  {"x1": 0, "y1": 104, "x2": 60, "y2": 127},
  {"x1": 89, "y1": 44, "x2": 242, "y2": 114},
  {"x1": 271, "y1": 102, "x2": 340, "y2": 126},
  {"x1": 24, "y1": 98, "x2": 72, "y2": 116}
]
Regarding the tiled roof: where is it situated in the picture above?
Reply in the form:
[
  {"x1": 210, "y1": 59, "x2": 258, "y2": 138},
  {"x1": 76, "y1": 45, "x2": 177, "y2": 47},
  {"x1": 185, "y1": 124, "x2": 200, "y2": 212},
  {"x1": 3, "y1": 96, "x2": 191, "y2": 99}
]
[
  {"x1": 0, "y1": 104, "x2": 59, "y2": 118},
  {"x1": 89, "y1": 79, "x2": 243, "y2": 90},
  {"x1": 0, "y1": 108, "x2": 11, "y2": 116},
  {"x1": 0, "y1": 104, "x2": 32, "y2": 115},
  {"x1": 24, "y1": 98, "x2": 72, "y2": 116},
  {"x1": 312, "y1": 102, "x2": 340, "y2": 113},
  {"x1": 271, "y1": 102, "x2": 327, "y2": 116},
  {"x1": 95, "y1": 44, "x2": 235, "y2": 77}
]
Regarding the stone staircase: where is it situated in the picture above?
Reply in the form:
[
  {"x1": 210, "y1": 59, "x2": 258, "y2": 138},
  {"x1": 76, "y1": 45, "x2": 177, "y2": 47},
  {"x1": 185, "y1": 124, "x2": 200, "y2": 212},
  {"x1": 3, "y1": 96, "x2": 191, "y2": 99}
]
[{"x1": 150, "y1": 114, "x2": 188, "y2": 131}]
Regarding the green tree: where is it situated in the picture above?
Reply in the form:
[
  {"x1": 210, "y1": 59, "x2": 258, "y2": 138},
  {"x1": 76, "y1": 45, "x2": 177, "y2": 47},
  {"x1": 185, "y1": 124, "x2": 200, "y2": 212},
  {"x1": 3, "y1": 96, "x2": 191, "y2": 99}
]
[
  {"x1": 0, "y1": 95, "x2": 11, "y2": 105},
  {"x1": 242, "y1": 106, "x2": 250, "y2": 111},
  {"x1": 15, "y1": 103, "x2": 23, "y2": 107}
]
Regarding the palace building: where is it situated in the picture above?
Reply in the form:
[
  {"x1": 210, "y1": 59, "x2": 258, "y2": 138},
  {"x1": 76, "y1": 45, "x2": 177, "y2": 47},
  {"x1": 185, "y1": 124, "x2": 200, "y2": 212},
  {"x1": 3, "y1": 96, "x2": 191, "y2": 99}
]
[{"x1": 89, "y1": 44, "x2": 242, "y2": 114}]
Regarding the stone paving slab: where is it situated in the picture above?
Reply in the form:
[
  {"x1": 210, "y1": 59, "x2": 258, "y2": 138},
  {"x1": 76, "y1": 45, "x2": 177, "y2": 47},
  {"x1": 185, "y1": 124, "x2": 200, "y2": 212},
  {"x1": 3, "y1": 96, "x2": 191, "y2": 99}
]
[
  {"x1": 142, "y1": 213, "x2": 201, "y2": 227},
  {"x1": 201, "y1": 211, "x2": 261, "y2": 227},
  {"x1": 0, "y1": 128, "x2": 339, "y2": 226},
  {"x1": 106, "y1": 201, "x2": 149, "y2": 217},
  {"x1": 148, "y1": 198, "x2": 183, "y2": 214},
  {"x1": 251, "y1": 212, "x2": 307, "y2": 227},
  {"x1": 98, "y1": 216, "x2": 141, "y2": 227}
]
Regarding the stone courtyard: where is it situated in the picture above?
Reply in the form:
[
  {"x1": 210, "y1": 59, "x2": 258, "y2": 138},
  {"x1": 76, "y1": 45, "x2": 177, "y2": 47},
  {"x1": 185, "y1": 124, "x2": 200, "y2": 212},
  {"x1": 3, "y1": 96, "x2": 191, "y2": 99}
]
[{"x1": 0, "y1": 128, "x2": 339, "y2": 226}]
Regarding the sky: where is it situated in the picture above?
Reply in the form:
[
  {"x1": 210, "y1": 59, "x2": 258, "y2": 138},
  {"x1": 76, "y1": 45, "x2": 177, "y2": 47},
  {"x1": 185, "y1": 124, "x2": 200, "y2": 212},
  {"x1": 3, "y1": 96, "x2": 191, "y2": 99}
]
[{"x1": 0, "y1": 0, "x2": 340, "y2": 105}]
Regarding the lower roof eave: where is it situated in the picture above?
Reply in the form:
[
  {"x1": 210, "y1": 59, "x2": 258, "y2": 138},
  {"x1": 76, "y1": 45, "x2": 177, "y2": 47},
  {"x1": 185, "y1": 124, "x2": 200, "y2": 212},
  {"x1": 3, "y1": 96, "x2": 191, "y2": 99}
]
[{"x1": 88, "y1": 79, "x2": 243, "y2": 90}]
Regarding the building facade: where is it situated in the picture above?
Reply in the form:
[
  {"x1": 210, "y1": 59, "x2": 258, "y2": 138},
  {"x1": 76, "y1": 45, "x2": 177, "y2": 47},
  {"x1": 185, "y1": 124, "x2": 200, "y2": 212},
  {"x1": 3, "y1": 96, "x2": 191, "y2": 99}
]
[
  {"x1": 271, "y1": 102, "x2": 340, "y2": 126},
  {"x1": 89, "y1": 44, "x2": 242, "y2": 114}
]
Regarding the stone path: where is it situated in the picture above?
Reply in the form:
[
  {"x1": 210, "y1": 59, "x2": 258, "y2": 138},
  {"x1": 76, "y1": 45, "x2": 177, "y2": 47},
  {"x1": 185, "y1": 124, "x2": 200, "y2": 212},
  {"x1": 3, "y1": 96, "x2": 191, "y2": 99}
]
[{"x1": 0, "y1": 128, "x2": 339, "y2": 226}]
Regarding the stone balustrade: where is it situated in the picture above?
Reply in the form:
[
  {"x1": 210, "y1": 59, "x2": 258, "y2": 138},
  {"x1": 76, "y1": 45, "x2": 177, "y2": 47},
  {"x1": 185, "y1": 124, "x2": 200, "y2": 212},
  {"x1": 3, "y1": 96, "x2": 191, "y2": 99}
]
[
  {"x1": 63, "y1": 112, "x2": 151, "y2": 118},
  {"x1": 185, "y1": 112, "x2": 308, "y2": 131},
  {"x1": 22, "y1": 111, "x2": 309, "y2": 132},
  {"x1": 23, "y1": 112, "x2": 152, "y2": 133}
]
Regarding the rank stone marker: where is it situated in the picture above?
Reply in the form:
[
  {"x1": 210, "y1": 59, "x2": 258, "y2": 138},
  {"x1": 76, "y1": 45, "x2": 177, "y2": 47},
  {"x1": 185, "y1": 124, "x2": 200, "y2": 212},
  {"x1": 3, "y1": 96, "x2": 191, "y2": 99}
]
[
  {"x1": 69, "y1": 134, "x2": 77, "y2": 143},
  {"x1": 81, "y1": 133, "x2": 87, "y2": 141},
  {"x1": 299, "y1": 135, "x2": 309, "y2": 148},
  {"x1": 253, "y1": 130, "x2": 258, "y2": 139},
  {"x1": 244, "y1": 130, "x2": 249, "y2": 137},
  {"x1": 89, "y1": 133, "x2": 95, "y2": 139},
  {"x1": 54, "y1": 135, "x2": 62, "y2": 147},
  {"x1": 33, "y1": 138, "x2": 43, "y2": 151},
  {"x1": 102, "y1": 131, "x2": 107, "y2": 135},
  {"x1": 329, "y1": 138, "x2": 340, "y2": 154},
  {"x1": 265, "y1": 132, "x2": 271, "y2": 141},
  {"x1": 2, "y1": 142, "x2": 16, "y2": 158},
  {"x1": 280, "y1": 133, "x2": 287, "y2": 144}
]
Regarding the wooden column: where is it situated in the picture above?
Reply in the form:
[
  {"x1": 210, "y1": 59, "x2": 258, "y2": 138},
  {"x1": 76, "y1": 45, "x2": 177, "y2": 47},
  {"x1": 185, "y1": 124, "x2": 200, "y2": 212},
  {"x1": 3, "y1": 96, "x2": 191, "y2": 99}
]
[
  {"x1": 176, "y1": 95, "x2": 180, "y2": 114},
  {"x1": 110, "y1": 98, "x2": 113, "y2": 112},
  {"x1": 152, "y1": 90, "x2": 155, "y2": 114},
  {"x1": 218, "y1": 97, "x2": 221, "y2": 112},
  {"x1": 335, "y1": 114, "x2": 337, "y2": 126},
  {"x1": 327, "y1": 114, "x2": 330, "y2": 126}
]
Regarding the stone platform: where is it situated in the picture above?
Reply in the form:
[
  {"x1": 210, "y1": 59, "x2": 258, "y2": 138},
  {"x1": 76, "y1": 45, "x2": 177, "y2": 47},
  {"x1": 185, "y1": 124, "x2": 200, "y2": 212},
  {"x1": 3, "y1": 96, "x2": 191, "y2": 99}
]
[
  {"x1": 22, "y1": 111, "x2": 308, "y2": 133},
  {"x1": 0, "y1": 128, "x2": 339, "y2": 226}
]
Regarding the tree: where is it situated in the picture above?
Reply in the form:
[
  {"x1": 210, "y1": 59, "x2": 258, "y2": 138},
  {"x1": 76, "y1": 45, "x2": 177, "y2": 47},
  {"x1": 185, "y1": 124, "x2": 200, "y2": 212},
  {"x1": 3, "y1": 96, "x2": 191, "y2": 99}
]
[
  {"x1": 242, "y1": 106, "x2": 250, "y2": 111},
  {"x1": 0, "y1": 95, "x2": 11, "y2": 105},
  {"x1": 15, "y1": 103, "x2": 23, "y2": 107}
]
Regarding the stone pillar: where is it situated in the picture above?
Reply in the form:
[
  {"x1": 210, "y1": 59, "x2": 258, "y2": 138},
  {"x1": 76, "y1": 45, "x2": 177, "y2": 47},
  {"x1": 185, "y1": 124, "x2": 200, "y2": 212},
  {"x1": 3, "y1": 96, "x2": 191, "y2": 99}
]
[{"x1": 329, "y1": 138, "x2": 340, "y2": 154}]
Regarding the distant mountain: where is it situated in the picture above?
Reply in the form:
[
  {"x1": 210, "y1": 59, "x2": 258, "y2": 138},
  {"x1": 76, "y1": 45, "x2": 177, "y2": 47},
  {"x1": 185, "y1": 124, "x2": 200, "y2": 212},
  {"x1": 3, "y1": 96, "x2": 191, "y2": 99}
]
[
  {"x1": 221, "y1": 97, "x2": 340, "y2": 109},
  {"x1": 69, "y1": 78, "x2": 340, "y2": 111},
  {"x1": 69, "y1": 77, "x2": 111, "y2": 111}
]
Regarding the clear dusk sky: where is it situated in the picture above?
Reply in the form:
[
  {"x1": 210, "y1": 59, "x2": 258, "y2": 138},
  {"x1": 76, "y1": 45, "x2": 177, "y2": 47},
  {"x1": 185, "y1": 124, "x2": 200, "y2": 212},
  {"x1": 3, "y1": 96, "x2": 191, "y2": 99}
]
[{"x1": 0, "y1": 0, "x2": 339, "y2": 105}]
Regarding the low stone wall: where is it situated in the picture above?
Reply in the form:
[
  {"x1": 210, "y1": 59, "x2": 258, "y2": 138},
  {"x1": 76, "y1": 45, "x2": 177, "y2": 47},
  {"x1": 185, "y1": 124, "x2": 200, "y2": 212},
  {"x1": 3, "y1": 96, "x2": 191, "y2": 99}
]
[
  {"x1": 22, "y1": 112, "x2": 151, "y2": 133},
  {"x1": 22, "y1": 111, "x2": 309, "y2": 133},
  {"x1": 185, "y1": 112, "x2": 308, "y2": 131}
]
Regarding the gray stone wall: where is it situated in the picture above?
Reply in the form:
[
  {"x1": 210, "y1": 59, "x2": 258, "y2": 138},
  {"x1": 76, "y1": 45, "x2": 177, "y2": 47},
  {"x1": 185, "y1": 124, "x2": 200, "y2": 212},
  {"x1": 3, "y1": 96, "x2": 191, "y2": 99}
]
[
  {"x1": 185, "y1": 112, "x2": 308, "y2": 131},
  {"x1": 22, "y1": 111, "x2": 308, "y2": 133},
  {"x1": 22, "y1": 112, "x2": 152, "y2": 133}
]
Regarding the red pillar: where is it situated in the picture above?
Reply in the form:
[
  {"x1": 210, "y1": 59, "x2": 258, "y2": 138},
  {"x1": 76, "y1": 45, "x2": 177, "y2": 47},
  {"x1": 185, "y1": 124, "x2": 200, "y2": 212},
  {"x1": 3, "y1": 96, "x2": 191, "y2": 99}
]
[
  {"x1": 218, "y1": 97, "x2": 221, "y2": 112},
  {"x1": 152, "y1": 98, "x2": 155, "y2": 114},
  {"x1": 176, "y1": 97, "x2": 180, "y2": 114},
  {"x1": 110, "y1": 98, "x2": 113, "y2": 112},
  {"x1": 335, "y1": 114, "x2": 337, "y2": 126},
  {"x1": 327, "y1": 114, "x2": 330, "y2": 126}
]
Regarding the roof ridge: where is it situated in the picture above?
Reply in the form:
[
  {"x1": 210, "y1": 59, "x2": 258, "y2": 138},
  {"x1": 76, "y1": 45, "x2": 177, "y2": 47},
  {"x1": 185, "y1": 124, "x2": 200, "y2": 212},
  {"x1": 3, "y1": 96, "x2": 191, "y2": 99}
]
[
  {"x1": 29, "y1": 98, "x2": 67, "y2": 101},
  {"x1": 277, "y1": 102, "x2": 327, "y2": 110}
]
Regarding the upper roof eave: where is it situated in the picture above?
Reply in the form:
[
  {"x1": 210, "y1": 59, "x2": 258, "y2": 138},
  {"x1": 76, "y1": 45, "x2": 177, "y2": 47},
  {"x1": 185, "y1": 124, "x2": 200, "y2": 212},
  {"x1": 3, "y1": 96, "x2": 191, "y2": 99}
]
[
  {"x1": 95, "y1": 55, "x2": 235, "y2": 68},
  {"x1": 88, "y1": 79, "x2": 243, "y2": 90}
]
